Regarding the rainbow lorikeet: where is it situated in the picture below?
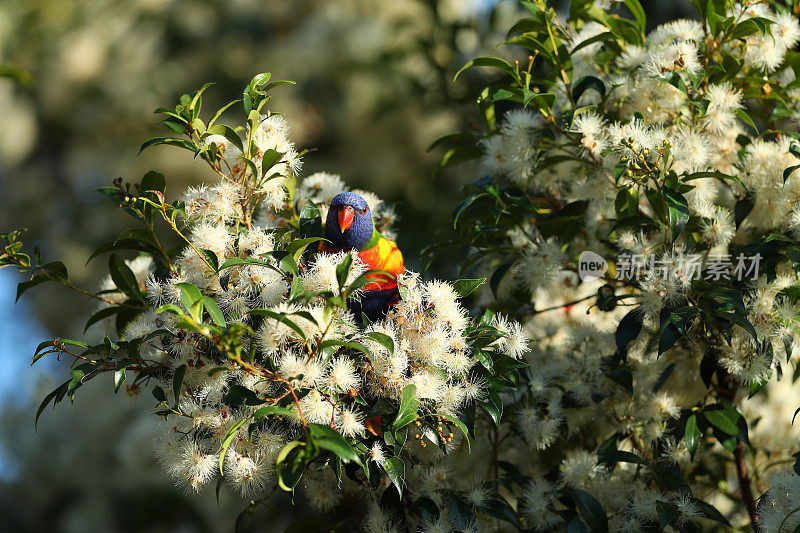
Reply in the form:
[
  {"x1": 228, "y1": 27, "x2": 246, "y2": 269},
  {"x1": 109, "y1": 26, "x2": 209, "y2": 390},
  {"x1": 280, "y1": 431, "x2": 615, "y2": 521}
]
[{"x1": 320, "y1": 192, "x2": 404, "y2": 322}]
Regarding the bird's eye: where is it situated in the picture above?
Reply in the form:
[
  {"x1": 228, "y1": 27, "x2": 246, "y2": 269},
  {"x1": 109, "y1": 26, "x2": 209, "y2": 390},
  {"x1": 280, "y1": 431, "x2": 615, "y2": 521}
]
[{"x1": 360, "y1": 207, "x2": 368, "y2": 215}]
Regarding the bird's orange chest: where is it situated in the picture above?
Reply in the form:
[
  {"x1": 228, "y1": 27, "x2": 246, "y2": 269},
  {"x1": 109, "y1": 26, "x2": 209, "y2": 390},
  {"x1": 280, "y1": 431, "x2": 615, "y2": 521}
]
[{"x1": 320, "y1": 236, "x2": 404, "y2": 290}]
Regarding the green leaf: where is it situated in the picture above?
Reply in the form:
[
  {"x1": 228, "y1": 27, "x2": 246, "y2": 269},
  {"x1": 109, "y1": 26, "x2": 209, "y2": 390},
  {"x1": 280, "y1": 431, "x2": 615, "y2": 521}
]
[
  {"x1": 502, "y1": 35, "x2": 555, "y2": 65},
  {"x1": 599, "y1": 449, "x2": 648, "y2": 467},
  {"x1": 614, "y1": 187, "x2": 639, "y2": 219},
  {"x1": 684, "y1": 170, "x2": 745, "y2": 190},
  {"x1": 141, "y1": 170, "x2": 166, "y2": 193},
  {"x1": 16, "y1": 277, "x2": 49, "y2": 302},
  {"x1": 749, "y1": 374, "x2": 770, "y2": 397},
  {"x1": 162, "y1": 118, "x2": 187, "y2": 135},
  {"x1": 31, "y1": 338, "x2": 85, "y2": 365},
  {"x1": 605, "y1": 368, "x2": 633, "y2": 395},
  {"x1": 262, "y1": 79, "x2": 296, "y2": 92},
  {"x1": 67, "y1": 367, "x2": 86, "y2": 396},
  {"x1": 664, "y1": 189, "x2": 689, "y2": 242},
  {"x1": 684, "y1": 414, "x2": 701, "y2": 461},
  {"x1": 155, "y1": 303, "x2": 185, "y2": 316},
  {"x1": 207, "y1": 99, "x2": 240, "y2": 129},
  {"x1": 606, "y1": 15, "x2": 644, "y2": 45},
  {"x1": 427, "y1": 132, "x2": 478, "y2": 152},
  {"x1": 223, "y1": 384, "x2": 266, "y2": 407},
  {"x1": 205, "y1": 123, "x2": 244, "y2": 153},
  {"x1": 308, "y1": 423, "x2": 360, "y2": 464},
  {"x1": 35, "y1": 382, "x2": 68, "y2": 431},
  {"x1": 570, "y1": 31, "x2": 617, "y2": 57},
  {"x1": 243, "y1": 73, "x2": 272, "y2": 114},
  {"x1": 86, "y1": 238, "x2": 161, "y2": 265},
  {"x1": 219, "y1": 418, "x2": 251, "y2": 474},
  {"x1": 138, "y1": 137, "x2": 198, "y2": 155},
  {"x1": 783, "y1": 164, "x2": 800, "y2": 183},
  {"x1": 115, "y1": 228, "x2": 159, "y2": 249},
  {"x1": 199, "y1": 249, "x2": 219, "y2": 273},
  {"x1": 527, "y1": 92, "x2": 557, "y2": 113},
  {"x1": 572, "y1": 76, "x2": 606, "y2": 102},
  {"x1": 383, "y1": 456, "x2": 405, "y2": 498},
  {"x1": 453, "y1": 278, "x2": 486, "y2": 298},
  {"x1": 615, "y1": 308, "x2": 643, "y2": 355},
  {"x1": 343, "y1": 269, "x2": 391, "y2": 297},
  {"x1": 475, "y1": 350, "x2": 494, "y2": 373},
  {"x1": 483, "y1": 498, "x2": 519, "y2": 527},
  {"x1": 734, "y1": 108, "x2": 758, "y2": 133},
  {"x1": 645, "y1": 189, "x2": 667, "y2": 225},
  {"x1": 202, "y1": 296, "x2": 226, "y2": 327},
  {"x1": 730, "y1": 17, "x2": 774, "y2": 40},
  {"x1": 623, "y1": 0, "x2": 646, "y2": 33},
  {"x1": 253, "y1": 404, "x2": 296, "y2": 419},
  {"x1": 108, "y1": 254, "x2": 144, "y2": 302},
  {"x1": 175, "y1": 282, "x2": 204, "y2": 321},
  {"x1": 449, "y1": 496, "x2": 476, "y2": 531},
  {"x1": 41, "y1": 261, "x2": 68, "y2": 282},
  {"x1": 452, "y1": 193, "x2": 487, "y2": 228},
  {"x1": 275, "y1": 440, "x2": 307, "y2": 493},
  {"x1": 438, "y1": 413, "x2": 471, "y2": 452},
  {"x1": 414, "y1": 497, "x2": 440, "y2": 523},
  {"x1": 480, "y1": 391, "x2": 503, "y2": 426},
  {"x1": 564, "y1": 489, "x2": 609, "y2": 533},
  {"x1": 0, "y1": 63, "x2": 33, "y2": 86},
  {"x1": 703, "y1": 405, "x2": 749, "y2": 444},
  {"x1": 431, "y1": 146, "x2": 483, "y2": 179},
  {"x1": 393, "y1": 384, "x2": 419, "y2": 431},
  {"x1": 454, "y1": 57, "x2": 518, "y2": 81},
  {"x1": 691, "y1": 498, "x2": 731, "y2": 526},
  {"x1": 188, "y1": 82, "x2": 214, "y2": 115},
  {"x1": 152, "y1": 385, "x2": 167, "y2": 403},
  {"x1": 249, "y1": 309, "x2": 307, "y2": 340},
  {"x1": 287, "y1": 237, "x2": 327, "y2": 262},
  {"x1": 658, "y1": 306, "x2": 690, "y2": 356},
  {"x1": 214, "y1": 477, "x2": 224, "y2": 506},
  {"x1": 715, "y1": 310, "x2": 758, "y2": 342},
  {"x1": 336, "y1": 253, "x2": 353, "y2": 290},
  {"x1": 734, "y1": 196, "x2": 754, "y2": 227},
  {"x1": 114, "y1": 367, "x2": 126, "y2": 393},
  {"x1": 656, "y1": 500, "x2": 678, "y2": 530},
  {"x1": 84, "y1": 306, "x2": 120, "y2": 332},
  {"x1": 260, "y1": 149, "x2": 284, "y2": 177},
  {"x1": 173, "y1": 364, "x2": 187, "y2": 404}
]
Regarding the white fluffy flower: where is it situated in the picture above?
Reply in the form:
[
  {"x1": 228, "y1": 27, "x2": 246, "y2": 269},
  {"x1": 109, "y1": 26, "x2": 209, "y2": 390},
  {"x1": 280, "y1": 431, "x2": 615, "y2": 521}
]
[
  {"x1": 302, "y1": 251, "x2": 366, "y2": 296},
  {"x1": 325, "y1": 357, "x2": 360, "y2": 393},
  {"x1": 224, "y1": 448, "x2": 273, "y2": 497},
  {"x1": 337, "y1": 409, "x2": 365, "y2": 438},
  {"x1": 571, "y1": 111, "x2": 607, "y2": 157}
]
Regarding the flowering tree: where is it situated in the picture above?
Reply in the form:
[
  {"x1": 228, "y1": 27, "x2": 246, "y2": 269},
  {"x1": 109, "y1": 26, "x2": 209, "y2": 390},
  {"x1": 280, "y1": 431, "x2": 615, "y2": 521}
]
[
  {"x1": 6, "y1": 1, "x2": 800, "y2": 532},
  {"x1": 1, "y1": 75, "x2": 526, "y2": 531},
  {"x1": 428, "y1": 0, "x2": 800, "y2": 530}
]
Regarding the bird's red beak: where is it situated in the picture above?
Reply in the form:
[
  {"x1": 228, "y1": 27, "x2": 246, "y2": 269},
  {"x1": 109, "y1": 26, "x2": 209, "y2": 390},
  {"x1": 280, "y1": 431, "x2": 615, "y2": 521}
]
[{"x1": 338, "y1": 207, "x2": 355, "y2": 233}]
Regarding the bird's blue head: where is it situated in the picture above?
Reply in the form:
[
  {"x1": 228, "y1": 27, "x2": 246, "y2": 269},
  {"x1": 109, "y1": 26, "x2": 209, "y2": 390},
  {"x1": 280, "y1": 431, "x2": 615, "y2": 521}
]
[{"x1": 325, "y1": 192, "x2": 374, "y2": 250}]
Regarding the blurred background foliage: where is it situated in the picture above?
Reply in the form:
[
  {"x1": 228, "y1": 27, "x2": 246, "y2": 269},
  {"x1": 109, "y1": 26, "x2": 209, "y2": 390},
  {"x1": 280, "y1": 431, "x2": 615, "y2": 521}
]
[
  {"x1": 0, "y1": 0, "x2": 524, "y2": 332},
  {"x1": 0, "y1": 0, "x2": 692, "y2": 531}
]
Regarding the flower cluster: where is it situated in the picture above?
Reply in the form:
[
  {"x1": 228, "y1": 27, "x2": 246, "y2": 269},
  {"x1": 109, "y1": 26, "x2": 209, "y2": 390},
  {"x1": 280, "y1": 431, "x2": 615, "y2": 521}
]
[
  {"x1": 431, "y1": 1, "x2": 800, "y2": 530},
  {"x1": 3, "y1": 74, "x2": 524, "y2": 529}
]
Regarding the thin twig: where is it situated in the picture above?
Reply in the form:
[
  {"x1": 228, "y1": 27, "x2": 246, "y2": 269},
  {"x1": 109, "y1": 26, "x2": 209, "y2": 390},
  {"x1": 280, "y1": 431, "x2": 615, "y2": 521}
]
[
  {"x1": 532, "y1": 294, "x2": 595, "y2": 315},
  {"x1": 735, "y1": 440, "x2": 760, "y2": 529}
]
